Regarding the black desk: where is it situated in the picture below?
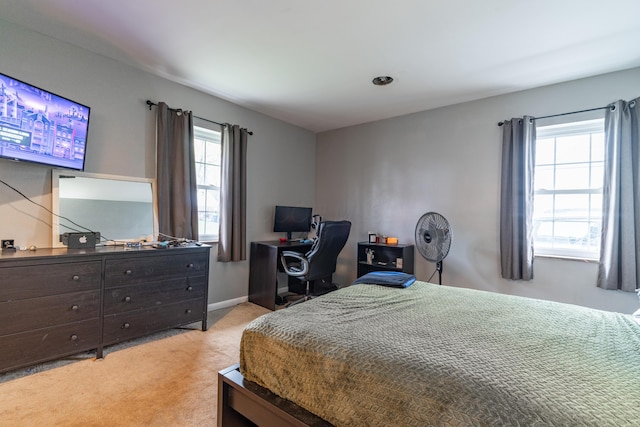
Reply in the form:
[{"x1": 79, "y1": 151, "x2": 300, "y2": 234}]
[{"x1": 248, "y1": 240, "x2": 312, "y2": 310}]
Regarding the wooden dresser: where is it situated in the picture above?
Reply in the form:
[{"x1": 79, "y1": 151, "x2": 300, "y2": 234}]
[{"x1": 0, "y1": 245, "x2": 210, "y2": 374}]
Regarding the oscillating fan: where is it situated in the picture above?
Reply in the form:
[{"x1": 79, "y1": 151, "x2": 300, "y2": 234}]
[{"x1": 414, "y1": 212, "x2": 452, "y2": 285}]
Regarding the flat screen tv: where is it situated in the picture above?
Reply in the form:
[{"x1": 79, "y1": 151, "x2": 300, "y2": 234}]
[
  {"x1": 273, "y1": 205, "x2": 313, "y2": 241},
  {"x1": 0, "y1": 71, "x2": 90, "y2": 171}
]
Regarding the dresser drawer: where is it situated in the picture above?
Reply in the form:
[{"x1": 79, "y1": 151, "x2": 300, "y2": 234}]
[
  {"x1": 104, "y1": 252, "x2": 208, "y2": 287},
  {"x1": 103, "y1": 277, "x2": 206, "y2": 315},
  {"x1": 102, "y1": 299, "x2": 204, "y2": 345},
  {"x1": 0, "y1": 261, "x2": 101, "y2": 302},
  {"x1": 0, "y1": 318, "x2": 100, "y2": 373},
  {"x1": 0, "y1": 291, "x2": 100, "y2": 336}
]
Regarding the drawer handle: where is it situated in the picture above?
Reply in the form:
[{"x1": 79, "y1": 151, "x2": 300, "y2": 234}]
[
  {"x1": 187, "y1": 263, "x2": 194, "y2": 268},
  {"x1": 122, "y1": 322, "x2": 130, "y2": 329},
  {"x1": 124, "y1": 296, "x2": 131, "y2": 302},
  {"x1": 70, "y1": 334, "x2": 78, "y2": 341},
  {"x1": 72, "y1": 275, "x2": 80, "y2": 281},
  {"x1": 71, "y1": 305, "x2": 79, "y2": 311},
  {"x1": 186, "y1": 286, "x2": 193, "y2": 291},
  {"x1": 185, "y1": 309, "x2": 192, "y2": 314},
  {"x1": 125, "y1": 270, "x2": 132, "y2": 275}
]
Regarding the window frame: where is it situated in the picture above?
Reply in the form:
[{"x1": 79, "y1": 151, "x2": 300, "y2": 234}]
[
  {"x1": 533, "y1": 118, "x2": 605, "y2": 261},
  {"x1": 193, "y1": 124, "x2": 222, "y2": 243}
]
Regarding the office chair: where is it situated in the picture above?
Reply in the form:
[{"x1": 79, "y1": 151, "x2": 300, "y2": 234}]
[{"x1": 280, "y1": 220, "x2": 351, "y2": 305}]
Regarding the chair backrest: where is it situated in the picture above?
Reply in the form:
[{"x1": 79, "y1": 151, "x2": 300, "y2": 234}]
[{"x1": 305, "y1": 220, "x2": 351, "y2": 281}]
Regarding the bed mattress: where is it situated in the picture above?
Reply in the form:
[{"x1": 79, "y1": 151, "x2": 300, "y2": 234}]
[{"x1": 240, "y1": 282, "x2": 640, "y2": 426}]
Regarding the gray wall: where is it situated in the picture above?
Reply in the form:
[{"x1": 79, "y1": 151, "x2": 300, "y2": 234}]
[
  {"x1": 316, "y1": 67, "x2": 640, "y2": 313},
  {"x1": 0, "y1": 19, "x2": 316, "y2": 305},
  {"x1": 2, "y1": 17, "x2": 637, "y2": 313}
]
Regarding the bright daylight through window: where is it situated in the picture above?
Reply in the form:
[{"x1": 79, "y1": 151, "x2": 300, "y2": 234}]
[
  {"x1": 533, "y1": 118, "x2": 605, "y2": 260},
  {"x1": 194, "y1": 126, "x2": 221, "y2": 242}
]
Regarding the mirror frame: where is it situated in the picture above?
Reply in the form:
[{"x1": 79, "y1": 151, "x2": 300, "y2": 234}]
[{"x1": 51, "y1": 169, "x2": 159, "y2": 248}]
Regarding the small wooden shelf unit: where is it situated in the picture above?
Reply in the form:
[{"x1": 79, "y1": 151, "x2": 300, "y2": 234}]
[{"x1": 357, "y1": 241, "x2": 414, "y2": 277}]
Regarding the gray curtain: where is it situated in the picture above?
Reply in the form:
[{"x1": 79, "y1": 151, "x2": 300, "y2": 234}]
[
  {"x1": 218, "y1": 124, "x2": 248, "y2": 262},
  {"x1": 499, "y1": 116, "x2": 536, "y2": 280},
  {"x1": 155, "y1": 102, "x2": 198, "y2": 240},
  {"x1": 597, "y1": 97, "x2": 640, "y2": 292}
]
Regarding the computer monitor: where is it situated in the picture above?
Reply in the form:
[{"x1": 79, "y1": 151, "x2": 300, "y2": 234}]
[{"x1": 273, "y1": 205, "x2": 313, "y2": 241}]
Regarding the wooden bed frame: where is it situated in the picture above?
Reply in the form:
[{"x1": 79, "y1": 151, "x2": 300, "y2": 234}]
[{"x1": 217, "y1": 364, "x2": 333, "y2": 427}]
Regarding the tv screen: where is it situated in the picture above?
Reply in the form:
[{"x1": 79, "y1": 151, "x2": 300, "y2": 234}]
[
  {"x1": 0, "y1": 72, "x2": 90, "y2": 171},
  {"x1": 273, "y1": 205, "x2": 313, "y2": 240}
]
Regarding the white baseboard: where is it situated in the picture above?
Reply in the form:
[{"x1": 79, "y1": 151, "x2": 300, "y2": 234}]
[
  {"x1": 208, "y1": 286, "x2": 288, "y2": 312},
  {"x1": 207, "y1": 296, "x2": 248, "y2": 312}
]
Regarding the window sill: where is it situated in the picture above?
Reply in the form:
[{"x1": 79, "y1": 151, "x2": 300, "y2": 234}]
[{"x1": 534, "y1": 253, "x2": 598, "y2": 263}]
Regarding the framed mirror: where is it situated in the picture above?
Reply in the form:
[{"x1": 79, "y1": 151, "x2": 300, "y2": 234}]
[{"x1": 51, "y1": 170, "x2": 158, "y2": 247}]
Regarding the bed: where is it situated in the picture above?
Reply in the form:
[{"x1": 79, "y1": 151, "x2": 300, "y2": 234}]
[{"x1": 218, "y1": 281, "x2": 640, "y2": 426}]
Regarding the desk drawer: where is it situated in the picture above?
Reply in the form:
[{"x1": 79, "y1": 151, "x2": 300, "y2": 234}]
[
  {"x1": 0, "y1": 261, "x2": 101, "y2": 302},
  {"x1": 0, "y1": 319, "x2": 100, "y2": 373},
  {"x1": 0, "y1": 290, "x2": 100, "y2": 336},
  {"x1": 102, "y1": 299, "x2": 204, "y2": 345},
  {"x1": 103, "y1": 277, "x2": 206, "y2": 315},
  {"x1": 104, "y1": 252, "x2": 208, "y2": 287}
]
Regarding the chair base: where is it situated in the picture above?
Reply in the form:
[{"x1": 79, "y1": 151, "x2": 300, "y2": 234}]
[
  {"x1": 286, "y1": 294, "x2": 314, "y2": 307},
  {"x1": 280, "y1": 281, "x2": 340, "y2": 308},
  {"x1": 287, "y1": 274, "x2": 334, "y2": 295}
]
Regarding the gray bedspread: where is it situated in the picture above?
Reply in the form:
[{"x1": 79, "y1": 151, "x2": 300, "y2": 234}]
[{"x1": 240, "y1": 282, "x2": 640, "y2": 426}]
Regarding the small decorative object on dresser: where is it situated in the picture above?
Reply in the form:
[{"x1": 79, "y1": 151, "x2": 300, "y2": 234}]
[{"x1": 1, "y1": 240, "x2": 16, "y2": 252}]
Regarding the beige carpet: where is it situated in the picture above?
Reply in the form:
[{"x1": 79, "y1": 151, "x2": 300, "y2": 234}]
[{"x1": 0, "y1": 302, "x2": 269, "y2": 427}]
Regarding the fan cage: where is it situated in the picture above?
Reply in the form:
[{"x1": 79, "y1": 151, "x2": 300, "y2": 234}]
[{"x1": 415, "y1": 212, "x2": 452, "y2": 263}]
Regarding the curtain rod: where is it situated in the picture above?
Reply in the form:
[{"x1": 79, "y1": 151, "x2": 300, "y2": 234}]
[
  {"x1": 146, "y1": 100, "x2": 253, "y2": 135},
  {"x1": 497, "y1": 105, "x2": 612, "y2": 126}
]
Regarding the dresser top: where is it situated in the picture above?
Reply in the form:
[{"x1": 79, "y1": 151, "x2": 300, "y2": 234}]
[{"x1": 0, "y1": 244, "x2": 210, "y2": 263}]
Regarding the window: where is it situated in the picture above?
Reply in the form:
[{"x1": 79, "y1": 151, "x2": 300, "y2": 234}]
[
  {"x1": 194, "y1": 126, "x2": 221, "y2": 242},
  {"x1": 533, "y1": 119, "x2": 605, "y2": 259}
]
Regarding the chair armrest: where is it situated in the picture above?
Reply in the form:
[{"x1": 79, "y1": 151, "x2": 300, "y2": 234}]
[{"x1": 280, "y1": 251, "x2": 309, "y2": 277}]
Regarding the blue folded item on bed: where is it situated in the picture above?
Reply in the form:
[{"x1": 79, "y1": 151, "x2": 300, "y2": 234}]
[{"x1": 353, "y1": 271, "x2": 416, "y2": 288}]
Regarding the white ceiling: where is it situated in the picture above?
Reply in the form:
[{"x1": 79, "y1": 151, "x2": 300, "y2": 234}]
[{"x1": 1, "y1": 0, "x2": 639, "y2": 133}]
